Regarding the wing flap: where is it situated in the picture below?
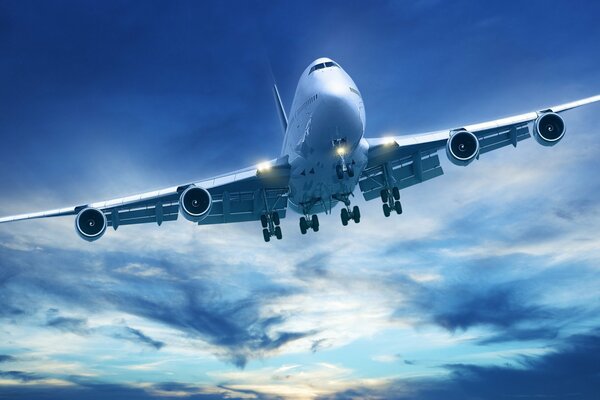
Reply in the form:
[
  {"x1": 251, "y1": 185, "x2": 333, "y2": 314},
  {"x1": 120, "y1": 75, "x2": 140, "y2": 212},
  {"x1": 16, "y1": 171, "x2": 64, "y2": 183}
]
[
  {"x1": 477, "y1": 123, "x2": 531, "y2": 154},
  {"x1": 199, "y1": 188, "x2": 288, "y2": 225},
  {"x1": 360, "y1": 148, "x2": 443, "y2": 201}
]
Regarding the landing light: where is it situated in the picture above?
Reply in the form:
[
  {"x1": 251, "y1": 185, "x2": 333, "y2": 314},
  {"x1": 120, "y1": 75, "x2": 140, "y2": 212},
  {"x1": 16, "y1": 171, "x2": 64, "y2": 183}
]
[
  {"x1": 336, "y1": 147, "x2": 346, "y2": 156},
  {"x1": 257, "y1": 161, "x2": 272, "y2": 172},
  {"x1": 383, "y1": 136, "x2": 396, "y2": 145}
]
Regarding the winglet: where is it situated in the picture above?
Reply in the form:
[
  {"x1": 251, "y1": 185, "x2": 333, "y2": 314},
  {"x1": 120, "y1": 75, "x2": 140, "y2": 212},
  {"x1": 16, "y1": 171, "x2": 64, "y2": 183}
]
[{"x1": 273, "y1": 84, "x2": 288, "y2": 134}]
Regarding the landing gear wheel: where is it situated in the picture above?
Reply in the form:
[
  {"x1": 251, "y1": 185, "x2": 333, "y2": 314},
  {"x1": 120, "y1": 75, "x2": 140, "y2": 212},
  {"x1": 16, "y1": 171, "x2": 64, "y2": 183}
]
[
  {"x1": 347, "y1": 164, "x2": 355, "y2": 177},
  {"x1": 274, "y1": 226, "x2": 282, "y2": 240},
  {"x1": 352, "y1": 205, "x2": 361, "y2": 223},
  {"x1": 262, "y1": 228, "x2": 271, "y2": 242},
  {"x1": 312, "y1": 215, "x2": 320, "y2": 232},
  {"x1": 380, "y1": 189, "x2": 389, "y2": 203},
  {"x1": 383, "y1": 203, "x2": 391, "y2": 217},
  {"x1": 336, "y1": 164, "x2": 344, "y2": 179},
  {"x1": 392, "y1": 187, "x2": 400, "y2": 200},
  {"x1": 260, "y1": 214, "x2": 268, "y2": 228},
  {"x1": 272, "y1": 212, "x2": 280, "y2": 226},
  {"x1": 394, "y1": 201, "x2": 403, "y2": 214},
  {"x1": 300, "y1": 217, "x2": 308, "y2": 235},
  {"x1": 341, "y1": 208, "x2": 349, "y2": 226}
]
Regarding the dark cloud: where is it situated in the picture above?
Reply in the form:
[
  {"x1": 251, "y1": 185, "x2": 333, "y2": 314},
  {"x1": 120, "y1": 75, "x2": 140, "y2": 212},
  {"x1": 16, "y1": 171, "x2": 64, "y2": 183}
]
[
  {"x1": 0, "y1": 355, "x2": 15, "y2": 363},
  {"x1": 321, "y1": 330, "x2": 600, "y2": 400},
  {"x1": 310, "y1": 338, "x2": 328, "y2": 353},
  {"x1": 111, "y1": 327, "x2": 165, "y2": 350},
  {"x1": 107, "y1": 283, "x2": 313, "y2": 367},
  {"x1": 0, "y1": 381, "x2": 270, "y2": 400},
  {"x1": 294, "y1": 252, "x2": 330, "y2": 280},
  {"x1": 394, "y1": 275, "x2": 575, "y2": 345},
  {"x1": 46, "y1": 315, "x2": 89, "y2": 335},
  {"x1": 427, "y1": 285, "x2": 554, "y2": 332},
  {"x1": 0, "y1": 246, "x2": 312, "y2": 368},
  {"x1": 0, "y1": 370, "x2": 41, "y2": 382}
]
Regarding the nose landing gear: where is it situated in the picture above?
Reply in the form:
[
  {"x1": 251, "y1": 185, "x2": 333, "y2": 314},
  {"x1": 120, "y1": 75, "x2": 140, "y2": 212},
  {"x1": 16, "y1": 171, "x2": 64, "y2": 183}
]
[
  {"x1": 335, "y1": 162, "x2": 355, "y2": 179},
  {"x1": 260, "y1": 212, "x2": 283, "y2": 242}
]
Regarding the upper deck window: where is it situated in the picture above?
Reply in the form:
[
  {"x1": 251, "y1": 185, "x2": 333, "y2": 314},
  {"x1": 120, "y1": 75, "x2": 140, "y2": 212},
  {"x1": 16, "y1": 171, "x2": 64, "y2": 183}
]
[{"x1": 309, "y1": 61, "x2": 339, "y2": 75}]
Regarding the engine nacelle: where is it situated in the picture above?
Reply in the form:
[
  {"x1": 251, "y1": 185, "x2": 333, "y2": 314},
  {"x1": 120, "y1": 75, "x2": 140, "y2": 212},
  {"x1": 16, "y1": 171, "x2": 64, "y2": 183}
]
[
  {"x1": 179, "y1": 186, "x2": 212, "y2": 222},
  {"x1": 533, "y1": 112, "x2": 565, "y2": 146},
  {"x1": 446, "y1": 129, "x2": 480, "y2": 166},
  {"x1": 75, "y1": 207, "x2": 107, "y2": 242}
]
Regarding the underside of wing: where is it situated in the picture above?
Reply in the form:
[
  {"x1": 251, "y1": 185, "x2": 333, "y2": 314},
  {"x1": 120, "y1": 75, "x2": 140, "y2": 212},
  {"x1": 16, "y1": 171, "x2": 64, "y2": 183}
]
[
  {"x1": 0, "y1": 156, "x2": 291, "y2": 242},
  {"x1": 360, "y1": 94, "x2": 600, "y2": 204}
]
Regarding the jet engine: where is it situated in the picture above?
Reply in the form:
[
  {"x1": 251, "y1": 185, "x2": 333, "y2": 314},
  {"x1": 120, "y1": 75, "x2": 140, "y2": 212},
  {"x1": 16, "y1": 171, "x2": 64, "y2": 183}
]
[
  {"x1": 533, "y1": 112, "x2": 565, "y2": 146},
  {"x1": 75, "y1": 207, "x2": 107, "y2": 242},
  {"x1": 446, "y1": 129, "x2": 480, "y2": 166},
  {"x1": 179, "y1": 186, "x2": 212, "y2": 222}
]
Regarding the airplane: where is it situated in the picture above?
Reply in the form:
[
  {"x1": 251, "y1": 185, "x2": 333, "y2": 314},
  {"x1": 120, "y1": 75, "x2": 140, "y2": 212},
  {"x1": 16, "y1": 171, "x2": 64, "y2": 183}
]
[{"x1": 1, "y1": 57, "x2": 599, "y2": 243}]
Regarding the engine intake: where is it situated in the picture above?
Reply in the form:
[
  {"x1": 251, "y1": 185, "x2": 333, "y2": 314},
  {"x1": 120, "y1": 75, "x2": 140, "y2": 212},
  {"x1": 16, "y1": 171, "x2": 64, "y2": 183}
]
[
  {"x1": 446, "y1": 129, "x2": 480, "y2": 166},
  {"x1": 533, "y1": 112, "x2": 565, "y2": 146},
  {"x1": 179, "y1": 186, "x2": 212, "y2": 222},
  {"x1": 75, "y1": 208, "x2": 107, "y2": 242}
]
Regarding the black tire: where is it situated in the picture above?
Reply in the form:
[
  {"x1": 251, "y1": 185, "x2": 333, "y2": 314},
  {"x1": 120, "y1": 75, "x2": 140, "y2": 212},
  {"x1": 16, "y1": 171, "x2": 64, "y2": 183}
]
[
  {"x1": 347, "y1": 164, "x2": 354, "y2": 177},
  {"x1": 352, "y1": 206, "x2": 361, "y2": 223},
  {"x1": 380, "y1": 189, "x2": 389, "y2": 203},
  {"x1": 300, "y1": 217, "x2": 308, "y2": 234},
  {"x1": 394, "y1": 200, "x2": 403, "y2": 214},
  {"x1": 341, "y1": 208, "x2": 349, "y2": 226},
  {"x1": 274, "y1": 226, "x2": 282, "y2": 240},
  {"x1": 336, "y1": 164, "x2": 344, "y2": 179},
  {"x1": 262, "y1": 228, "x2": 270, "y2": 242},
  {"x1": 383, "y1": 203, "x2": 391, "y2": 217},
  {"x1": 392, "y1": 186, "x2": 400, "y2": 200},
  {"x1": 312, "y1": 214, "x2": 319, "y2": 232},
  {"x1": 272, "y1": 212, "x2": 280, "y2": 226},
  {"x1": 260, "y1": 214, "x2": 268, "y2": 228}
]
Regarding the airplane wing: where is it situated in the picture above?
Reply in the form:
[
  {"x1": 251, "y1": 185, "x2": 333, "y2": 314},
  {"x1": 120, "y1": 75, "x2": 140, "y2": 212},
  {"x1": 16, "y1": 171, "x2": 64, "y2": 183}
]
[
  {"x1": 0, "y1": 156, "x2": 291, "y2": 241},
  {"x1": 359, "y1": 95, "x2": 600, "y2": 202}
]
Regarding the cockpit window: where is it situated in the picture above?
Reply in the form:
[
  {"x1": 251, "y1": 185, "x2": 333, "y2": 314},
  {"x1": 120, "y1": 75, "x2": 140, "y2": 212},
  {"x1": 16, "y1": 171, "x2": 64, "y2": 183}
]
[{"x1": 309, "y1": 61, "x2": 338, "y2": 75}]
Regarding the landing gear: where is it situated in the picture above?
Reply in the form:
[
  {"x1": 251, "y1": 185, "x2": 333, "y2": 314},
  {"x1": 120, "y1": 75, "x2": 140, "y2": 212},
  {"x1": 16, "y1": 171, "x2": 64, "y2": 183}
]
[
  {"x1": 300, "y1": 214, "x2": 319, "y2": 234},
  {"x1": 336, "y1": 162, "x2": 355, "y2": 179},
  {"x1": 335, "y1": 164, "x2": 344, "y2": 179},
  {"x1": 381, "y1": 186, "x2": 402, "y2": 217},
  {"x1": 261, "y1": 211, "x2": 283, "y2": 242},
  {"x1": 340, "y1": 205, "x2": 360, "y2": 225}
]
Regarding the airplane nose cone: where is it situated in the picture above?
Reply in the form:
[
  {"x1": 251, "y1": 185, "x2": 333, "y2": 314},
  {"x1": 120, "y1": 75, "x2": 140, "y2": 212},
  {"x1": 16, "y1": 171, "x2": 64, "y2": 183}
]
[{"x1": 308, "y1": 83, "x2": 364, "y2": 154}]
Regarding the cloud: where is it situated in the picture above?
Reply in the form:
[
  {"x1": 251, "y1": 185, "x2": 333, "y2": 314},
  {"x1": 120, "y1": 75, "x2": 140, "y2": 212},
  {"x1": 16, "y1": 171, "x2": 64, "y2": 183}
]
[
  {"x1": 0, "y1": 380, "x2": 260, "y2": 400},
  {"x1": 110, "y1": 327, "x2": 165, "y2": 350},
  {"x1": 0, "y1": 355, "x2": 15, "y2": 363},
  {"x1": 0, "y1": 370, "x2": 42, "y2": 383},
  {"x1": 321, "y1": 330, "x2": 600, "y2": 400},
  {"x1": 294, "y1": 252, "x2": 330, "y2": 280},
  {"x1": 45, "y1": 309, "x2": 89, "y2": 335}
]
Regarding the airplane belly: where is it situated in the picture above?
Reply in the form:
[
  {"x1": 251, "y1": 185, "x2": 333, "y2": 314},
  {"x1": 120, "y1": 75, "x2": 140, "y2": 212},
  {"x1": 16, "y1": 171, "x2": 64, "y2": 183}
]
[{"x1": 287, "y1": 139, "x2": 369, "y2": 215}]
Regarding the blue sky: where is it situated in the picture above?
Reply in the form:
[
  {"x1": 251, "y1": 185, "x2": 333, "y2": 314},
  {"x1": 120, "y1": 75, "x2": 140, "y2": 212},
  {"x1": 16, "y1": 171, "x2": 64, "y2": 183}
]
[{"x1": 1, "y1": 1, "x2": 600, "y2": 398}]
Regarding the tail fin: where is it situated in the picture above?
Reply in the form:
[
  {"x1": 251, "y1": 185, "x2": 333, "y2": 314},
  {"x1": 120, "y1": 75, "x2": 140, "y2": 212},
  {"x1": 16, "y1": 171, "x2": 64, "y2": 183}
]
[{"x1": 273, "y1": 84, "x2": 288, "y2": 134}]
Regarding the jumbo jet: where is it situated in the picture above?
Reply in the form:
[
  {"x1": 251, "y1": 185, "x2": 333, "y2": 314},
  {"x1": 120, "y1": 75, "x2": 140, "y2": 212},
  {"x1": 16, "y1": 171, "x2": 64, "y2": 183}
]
[{"x1": 1, "y1": 58, "x2": 599, "y2": 242}]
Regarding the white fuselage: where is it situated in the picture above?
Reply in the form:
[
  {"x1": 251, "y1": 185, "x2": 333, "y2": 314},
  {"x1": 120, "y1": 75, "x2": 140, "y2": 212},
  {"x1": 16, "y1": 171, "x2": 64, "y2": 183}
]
[{"x1": 282, "y1": 58, "x2": 368, "y2": 215}]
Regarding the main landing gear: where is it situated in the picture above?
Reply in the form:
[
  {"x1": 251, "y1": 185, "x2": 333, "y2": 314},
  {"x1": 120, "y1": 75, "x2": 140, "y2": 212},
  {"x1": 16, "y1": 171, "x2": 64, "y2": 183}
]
[
  {"x1": 341, "y1": 205, "x2": 360, "y2": 225},
  {"x1": 261, "y1": 212, "x2": 282, "y2": 242},
  {"x1": 333, "y1": 193, "x2": 360, "y2": 226},
  {"x1": 299, "y1": 214, "x2": 319, "y2": 235},
  {"x1": 380, "y1": 186, "x2": 402, "y2": 217}
]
